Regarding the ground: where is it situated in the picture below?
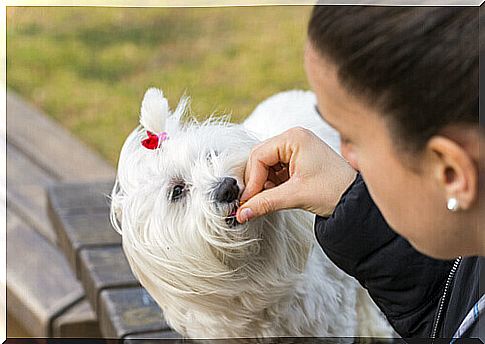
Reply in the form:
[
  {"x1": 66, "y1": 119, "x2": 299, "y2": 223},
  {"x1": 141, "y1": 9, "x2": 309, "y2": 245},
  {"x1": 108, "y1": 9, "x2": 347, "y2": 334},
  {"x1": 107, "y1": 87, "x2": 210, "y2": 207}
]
[{"x1": 7, "y1": 6, "x2": 311, "y2": 165}]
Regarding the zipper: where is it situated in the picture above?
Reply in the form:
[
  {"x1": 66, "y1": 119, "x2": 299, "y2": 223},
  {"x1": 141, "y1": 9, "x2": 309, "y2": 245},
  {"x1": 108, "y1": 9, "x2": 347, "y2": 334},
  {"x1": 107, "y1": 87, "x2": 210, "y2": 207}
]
[{"x1": 431, "y1": 256, "x2": 462, "y2": 338}]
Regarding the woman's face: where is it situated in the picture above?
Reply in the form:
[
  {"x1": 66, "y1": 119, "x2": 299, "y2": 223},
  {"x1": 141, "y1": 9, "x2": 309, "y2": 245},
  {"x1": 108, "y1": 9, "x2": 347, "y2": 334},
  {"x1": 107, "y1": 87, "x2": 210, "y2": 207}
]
[{"x1": 304, "y1": 42, "x2": 479, "y2": 259}]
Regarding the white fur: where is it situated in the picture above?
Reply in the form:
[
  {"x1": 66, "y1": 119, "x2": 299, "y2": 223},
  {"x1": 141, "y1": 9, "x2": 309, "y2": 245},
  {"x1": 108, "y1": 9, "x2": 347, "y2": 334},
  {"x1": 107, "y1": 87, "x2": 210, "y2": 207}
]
[
  {"x1": 243, "y1": 90, "x2": 341, "y2": 154},
  {"x1": 110, "y1": 88, "x2": 395, "y2": 338},
  {"x1": 140, "y1": 88, "x2": 169, "y2": 133}
]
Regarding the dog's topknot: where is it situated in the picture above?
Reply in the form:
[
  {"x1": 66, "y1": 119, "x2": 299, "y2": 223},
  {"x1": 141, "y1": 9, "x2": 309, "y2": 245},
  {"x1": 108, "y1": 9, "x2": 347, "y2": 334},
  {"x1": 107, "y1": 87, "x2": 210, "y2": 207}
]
[{"x1": 140, "y1": 87, "x2": 170, "y2": 133}]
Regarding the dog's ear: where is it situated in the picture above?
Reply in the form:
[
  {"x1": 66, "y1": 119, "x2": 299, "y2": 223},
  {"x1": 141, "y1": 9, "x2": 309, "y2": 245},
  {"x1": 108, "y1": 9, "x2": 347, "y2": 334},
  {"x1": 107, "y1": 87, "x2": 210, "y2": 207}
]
[{"x1": 140, "y1": 88, "x2": 170, "y2": 133}]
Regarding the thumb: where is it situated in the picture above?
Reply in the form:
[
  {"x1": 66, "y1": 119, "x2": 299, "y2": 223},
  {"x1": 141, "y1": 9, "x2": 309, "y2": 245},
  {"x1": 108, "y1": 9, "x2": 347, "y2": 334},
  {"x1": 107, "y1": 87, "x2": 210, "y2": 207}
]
[{"x1": 236, "y1": 182, "x2": 298, "y2": 223}]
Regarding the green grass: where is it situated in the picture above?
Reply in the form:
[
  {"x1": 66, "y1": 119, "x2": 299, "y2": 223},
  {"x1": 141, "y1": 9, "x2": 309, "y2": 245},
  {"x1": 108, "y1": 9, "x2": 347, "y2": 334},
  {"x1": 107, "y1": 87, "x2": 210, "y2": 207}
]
[{"x1": 7, "y1": 6, "x2": 311, "y2": 165}]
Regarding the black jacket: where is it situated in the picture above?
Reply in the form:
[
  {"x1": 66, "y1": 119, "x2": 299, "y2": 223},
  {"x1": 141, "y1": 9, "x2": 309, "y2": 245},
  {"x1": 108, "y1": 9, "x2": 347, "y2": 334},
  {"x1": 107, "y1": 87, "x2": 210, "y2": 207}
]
[{"x1": 314, "y1": 174, "x2": 484, "y2": 339}]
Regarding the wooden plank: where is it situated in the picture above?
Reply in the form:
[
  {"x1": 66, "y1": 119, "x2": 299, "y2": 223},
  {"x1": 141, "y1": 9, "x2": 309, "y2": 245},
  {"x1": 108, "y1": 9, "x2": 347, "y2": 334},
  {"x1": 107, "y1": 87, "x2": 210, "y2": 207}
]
[
  {"x1": 6, "y1": 209, "x2": 84, "y2": 337},
  {"x1": 6, "y1": 91, "x2": 119, "y2": 338},
  {"x1": 7, "y1": 90, "x2": 115, "y2": 182},
  {"x1": 98, "y1": 288, "x2": 169, "y2": 338},
  {"x1": 50, "y1": 210, "x2": 122, "y2": 276},
  {"x1": 47, "y1": 181, "x2": 114, "y2": 212},
  {"x1": 47, "y1": 182, "x2": 121, "y2": 274},
  {"x1": 123, "y1": 330, "x2": 183, "y2": 343},
  {"x1": 7, "y1": 311, "x2": 30, "y2": 337},
  {"x1": 51, "y1": 299, "x2": 101, "y2": 338},
  {"x1": 7, "y1": 142, "x2": 57, "y2": 244},
  {"x1": 79, "y1": 246, "x2": 139, "y2": 312}
]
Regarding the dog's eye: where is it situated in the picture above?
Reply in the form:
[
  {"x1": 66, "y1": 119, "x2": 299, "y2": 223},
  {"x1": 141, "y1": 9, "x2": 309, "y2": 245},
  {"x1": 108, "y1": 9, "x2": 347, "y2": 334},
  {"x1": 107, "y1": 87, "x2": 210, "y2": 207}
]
[{"x1": 171, "y1": 184, "x2": 185, "y2": 201}]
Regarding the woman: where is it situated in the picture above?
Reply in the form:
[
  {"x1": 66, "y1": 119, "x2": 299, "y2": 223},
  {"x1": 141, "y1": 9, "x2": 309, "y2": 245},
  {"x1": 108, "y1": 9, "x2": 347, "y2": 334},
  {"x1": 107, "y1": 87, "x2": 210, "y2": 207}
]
[{"x1": 236, "y1": 7, "x2": 483, "y2": 339}]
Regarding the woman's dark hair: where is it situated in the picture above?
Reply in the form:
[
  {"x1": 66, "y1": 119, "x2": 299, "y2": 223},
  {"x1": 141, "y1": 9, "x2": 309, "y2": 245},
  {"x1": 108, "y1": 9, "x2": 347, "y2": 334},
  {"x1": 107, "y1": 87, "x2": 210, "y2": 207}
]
[{"x1": 308, "y1": 6, "x2": 480, "y2": 151}]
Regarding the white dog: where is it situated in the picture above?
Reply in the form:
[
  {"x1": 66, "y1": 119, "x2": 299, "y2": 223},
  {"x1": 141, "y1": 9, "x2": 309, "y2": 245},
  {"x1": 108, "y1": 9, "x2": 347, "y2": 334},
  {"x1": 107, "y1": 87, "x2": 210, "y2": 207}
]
[{"x1": 110, "y1": 88, "x2": 394, "y2": 339}]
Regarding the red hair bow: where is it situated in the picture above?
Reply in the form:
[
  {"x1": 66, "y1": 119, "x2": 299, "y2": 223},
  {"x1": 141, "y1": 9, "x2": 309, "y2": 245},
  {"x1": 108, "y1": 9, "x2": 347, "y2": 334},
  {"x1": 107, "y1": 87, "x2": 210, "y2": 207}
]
[{"x1": 141, "y1": 131, "x2": 168, "y2": 150}]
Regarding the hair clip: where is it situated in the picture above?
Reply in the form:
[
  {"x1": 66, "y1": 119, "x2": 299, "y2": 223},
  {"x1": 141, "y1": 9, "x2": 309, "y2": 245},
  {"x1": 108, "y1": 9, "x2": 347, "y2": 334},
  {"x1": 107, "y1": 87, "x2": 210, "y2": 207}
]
[{"x1": 141, "y1": 131, "x2": 169, "y2": 150}]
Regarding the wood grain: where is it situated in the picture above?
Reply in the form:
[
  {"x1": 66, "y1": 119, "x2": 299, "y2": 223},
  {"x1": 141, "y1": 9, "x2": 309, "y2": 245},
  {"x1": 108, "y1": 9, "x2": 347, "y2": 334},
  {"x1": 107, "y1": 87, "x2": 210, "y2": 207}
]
[
  {"x1": 7, "y1": 142, "x2": 57, "y2": 244},
  {"x1": 6, "y1": 90, "x2": 118, "y2": 337},
  {"x1": 51, "y1": 299, "x2": 101, "y2": 338},
  {"x1": 98, "y1": 288, "x2": 169, "y2": 338},
  {"x1": 7, "y1": 91, "x2": 115, "y2": 182},
  {"x1": 7, "y1": 209, "x2": 84, "y2": 336},
  {"x1": 123, "y1": 330, "x2": 183, "y2": 343},
  {"x1": 47, "y1": 182, "x2": 120, "y2": 274},
  {"x1": 79, "y1": 246, "x2": 139, "y2": 312}
]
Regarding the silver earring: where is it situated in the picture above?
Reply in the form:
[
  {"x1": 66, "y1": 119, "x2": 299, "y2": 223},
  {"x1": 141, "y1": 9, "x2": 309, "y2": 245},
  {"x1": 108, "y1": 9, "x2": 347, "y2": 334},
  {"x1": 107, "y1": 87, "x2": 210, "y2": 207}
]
[{"x1": 447, "y1": 197, "x2": 460, "y2": 212}]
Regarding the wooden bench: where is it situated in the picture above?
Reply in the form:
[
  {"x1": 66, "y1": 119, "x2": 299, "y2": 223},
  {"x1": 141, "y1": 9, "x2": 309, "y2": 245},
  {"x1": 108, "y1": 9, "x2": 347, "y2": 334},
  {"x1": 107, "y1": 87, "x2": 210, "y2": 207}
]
[
  {"x1": 47, "y1": 182, "x2": 181, "y2": 339},
  {"x1": 6, "y1": 90, "x2": 181, "y2": 340},
  {"x1": 7, "y1": 208, "x2": 97, "y2": 337},
  {"x1": 6, "y1": 90, "x2": 115, "y2": 337}
]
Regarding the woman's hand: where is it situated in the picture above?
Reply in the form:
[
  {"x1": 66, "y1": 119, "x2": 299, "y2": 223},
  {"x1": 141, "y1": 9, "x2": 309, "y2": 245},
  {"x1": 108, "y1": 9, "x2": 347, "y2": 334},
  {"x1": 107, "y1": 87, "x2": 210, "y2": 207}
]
[{"x1": 236, "y1": 127, "x2": 357, "y2": 222}]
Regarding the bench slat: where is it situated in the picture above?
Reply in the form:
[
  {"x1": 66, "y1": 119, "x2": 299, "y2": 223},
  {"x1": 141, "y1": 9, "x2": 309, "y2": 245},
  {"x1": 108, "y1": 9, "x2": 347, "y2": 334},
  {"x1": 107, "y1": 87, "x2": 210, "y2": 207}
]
[
  {"x1": 123, "y1": 330, "x2": 183, "y2": 343},
  {"x1": 7, "y1": 209, "x2": 85, "y2": 336},
  {"x1": 7, "y1": 90, "x2": 117, "y2": 338},
  {"x1": 7, "y1": 91, "x2": 115, "y2": 182},
  {"x1": 7, "y1": 142, "x2": 57, "y2": 244},
  {"x1": 47, "y1": 182, "x2": 114, "y2": 211},
  {"x1": 47, "y1": 182, "x2": 121, "y2": 274},
  {"x1": 51, "y1": 299, "x2": 101, "y2": 338},
  {"x1": 47, "y1": 181, "x2": 179, "y2": 339},
  {"x1": 79, "y1": 246, "x2": 139, "y2": 312},
  {"x1": 98, "y1": 288, "x2": 169, "y2": 338}
]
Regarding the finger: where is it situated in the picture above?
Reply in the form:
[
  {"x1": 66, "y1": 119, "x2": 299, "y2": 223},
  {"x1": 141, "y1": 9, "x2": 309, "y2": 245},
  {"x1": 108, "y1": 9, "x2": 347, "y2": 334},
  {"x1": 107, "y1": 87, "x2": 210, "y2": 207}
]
[
  {"x1": 237, "y1": 181, "x2": 299, "y2": 222},
  {"x1": 241, "y1": 135, "x2": 294, "y2": 201},
  {"x1": 264, "y1": 181, "x2": 276, "y2": 189},
  {"x1": 240, "y1": 155, "x2": 270, "y2": 202},
  {"x1": 242, "y1": 140, "x2": 270, "y2": 186}
]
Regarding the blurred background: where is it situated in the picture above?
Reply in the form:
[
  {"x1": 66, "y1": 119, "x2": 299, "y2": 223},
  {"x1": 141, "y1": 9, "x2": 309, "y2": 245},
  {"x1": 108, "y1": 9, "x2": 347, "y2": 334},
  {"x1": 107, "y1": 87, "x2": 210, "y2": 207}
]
[
  {"x1": 7, "y1": 6, "x2": 311, "y2": 165},
  {"x1": 6, "y1": 6, "x2": 312, "y2": 338}
]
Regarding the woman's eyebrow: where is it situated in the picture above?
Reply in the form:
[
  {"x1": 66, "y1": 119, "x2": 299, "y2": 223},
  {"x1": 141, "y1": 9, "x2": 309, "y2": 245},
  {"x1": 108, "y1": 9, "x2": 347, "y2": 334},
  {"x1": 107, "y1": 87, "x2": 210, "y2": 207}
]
[
  {"x1": 314, "y1": 105, "x2": 321, "y2": 116},
  {"x1": 314, "y1": 105, "x2": 338, "y2": 130}
]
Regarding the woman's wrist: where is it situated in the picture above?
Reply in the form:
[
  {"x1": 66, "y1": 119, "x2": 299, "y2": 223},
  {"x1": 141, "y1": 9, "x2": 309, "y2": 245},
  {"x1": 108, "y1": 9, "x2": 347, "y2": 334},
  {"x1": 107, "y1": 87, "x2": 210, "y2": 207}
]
[{"x1": 316, "y1": 169, "x2": 358, "y2": 217}]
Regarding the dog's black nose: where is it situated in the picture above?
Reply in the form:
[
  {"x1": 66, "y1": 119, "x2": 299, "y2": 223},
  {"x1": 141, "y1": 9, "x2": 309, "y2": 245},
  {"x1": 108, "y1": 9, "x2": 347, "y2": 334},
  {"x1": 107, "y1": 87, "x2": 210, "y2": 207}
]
[{"x1": 214, "y1": 177, "x2": 239, "y2": 203}]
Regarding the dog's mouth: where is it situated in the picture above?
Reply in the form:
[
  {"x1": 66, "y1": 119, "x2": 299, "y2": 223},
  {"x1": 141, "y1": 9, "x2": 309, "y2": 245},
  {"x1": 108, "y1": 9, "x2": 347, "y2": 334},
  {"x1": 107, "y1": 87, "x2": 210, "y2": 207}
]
[{"x1": 225, "y1": 202, "x2": 242, "y2": 228}]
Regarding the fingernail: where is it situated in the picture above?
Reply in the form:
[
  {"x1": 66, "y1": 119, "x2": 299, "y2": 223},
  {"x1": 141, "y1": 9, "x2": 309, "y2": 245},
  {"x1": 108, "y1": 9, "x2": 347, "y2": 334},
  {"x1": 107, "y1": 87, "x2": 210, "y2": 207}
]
[{"x1": 239, "y1": 208, "x2": 254, "y2": 223}]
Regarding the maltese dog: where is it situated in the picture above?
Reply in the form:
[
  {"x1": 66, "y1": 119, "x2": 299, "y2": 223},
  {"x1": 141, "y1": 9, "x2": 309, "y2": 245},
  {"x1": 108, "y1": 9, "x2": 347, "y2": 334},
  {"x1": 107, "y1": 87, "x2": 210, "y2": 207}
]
[{"x1": 110, "y1": 88, "x2": 394, "y2": 338}]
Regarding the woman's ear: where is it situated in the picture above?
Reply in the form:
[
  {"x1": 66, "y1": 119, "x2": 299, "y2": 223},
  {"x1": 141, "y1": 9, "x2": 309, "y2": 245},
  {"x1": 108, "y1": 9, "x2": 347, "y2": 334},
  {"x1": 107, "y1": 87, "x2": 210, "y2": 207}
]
[{"x1": 427, "y1": 135, "x2": 478, "y2": 211}]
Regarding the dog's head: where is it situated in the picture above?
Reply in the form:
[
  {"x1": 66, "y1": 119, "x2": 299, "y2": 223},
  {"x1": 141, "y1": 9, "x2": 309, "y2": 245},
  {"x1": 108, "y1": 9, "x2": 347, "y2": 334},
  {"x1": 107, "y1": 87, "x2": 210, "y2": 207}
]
[{"x1": 110, "y1": 88, "x2": 313, "y2": 335}]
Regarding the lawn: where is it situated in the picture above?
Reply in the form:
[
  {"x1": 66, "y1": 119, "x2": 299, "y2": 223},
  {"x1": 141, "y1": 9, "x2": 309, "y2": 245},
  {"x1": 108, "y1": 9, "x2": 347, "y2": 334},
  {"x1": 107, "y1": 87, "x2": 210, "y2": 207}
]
[{"x1": 6, "y1": 6, "x2": 312, "y2": 165}]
